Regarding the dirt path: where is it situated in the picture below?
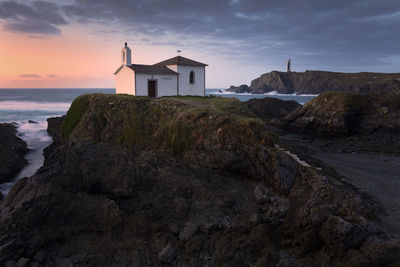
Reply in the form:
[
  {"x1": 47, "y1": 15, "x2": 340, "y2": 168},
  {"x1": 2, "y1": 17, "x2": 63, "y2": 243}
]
[
  {"x1": 314, "y1": 152, "x2": 400, "y2": 235},
  {"x1": 173, "y1": 98, "x2": 216, "y2": 110}
]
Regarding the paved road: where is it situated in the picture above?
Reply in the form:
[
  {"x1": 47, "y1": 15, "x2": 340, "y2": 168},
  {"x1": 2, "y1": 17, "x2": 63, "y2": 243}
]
[{"x1": 315, "y1": 152, "x2": 400, "y2": 235}]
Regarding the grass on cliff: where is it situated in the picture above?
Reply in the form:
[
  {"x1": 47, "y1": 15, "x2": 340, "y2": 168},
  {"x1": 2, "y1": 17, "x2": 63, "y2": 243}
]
[
  {"x1": 61, "y1": 94, "x2": 270, "y2": 155},
  {"x1": 311, "y1": 91, "x2": 368, "y2": 112},
  {"x1": 61, "y1": 94, "x2": 90, "y2": 139},
  {"x1": 169, "y1": 95, "x2": 257, "y2": 118}
]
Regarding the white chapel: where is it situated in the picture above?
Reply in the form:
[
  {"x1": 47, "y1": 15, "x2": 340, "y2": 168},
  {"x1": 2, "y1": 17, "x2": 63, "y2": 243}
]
[{"x1": 115, "y1": 43, "x2": 207, "y2": 97}]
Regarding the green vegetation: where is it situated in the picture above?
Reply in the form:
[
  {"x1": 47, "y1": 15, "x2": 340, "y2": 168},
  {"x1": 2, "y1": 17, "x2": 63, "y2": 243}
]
[
  {"x1": 210, "y1": 97, "x2": 256, "y2": 117},
  {"x1": 169, "y1": 95, "x2": 257, "y2": 118},
  {"x1": 62, "y1": 94, "x2": 272, "y2": 155},
  {"x1": 61, "y1": 94, "x2": 90, "y2": 139},
  {"x1": 315, "y1": 91, "x2": 367, "y2": 112}
]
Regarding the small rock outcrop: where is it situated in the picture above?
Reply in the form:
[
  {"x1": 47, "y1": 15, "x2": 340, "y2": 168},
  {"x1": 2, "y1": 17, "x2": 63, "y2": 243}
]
[
  {"x1": 0, "y1": 94, "x2": 399, "y2": 266},
  {"x1": 279, "y1": 90, "x2": 400, "y2": 154},
  {"x1": 228, "y1": 84, "x2": 251, "y2": 93},
  {"x1": 0, "y1": 123, "x2": 28, "y2": 184},
  {"x1": 285, "y1": 90, "x2": 400, "y2": 134},
  {"x1": 227, "y1": 70, "x2": 400, "y2": 94},
  {"x1": 246, "y1": 97, "x2": 301, "y2": 125}
]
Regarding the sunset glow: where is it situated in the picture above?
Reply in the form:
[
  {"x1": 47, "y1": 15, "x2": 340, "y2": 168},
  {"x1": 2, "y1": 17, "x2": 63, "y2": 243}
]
[{"x1": 1, "y1": 0, "x2": 399, "y2": 88}]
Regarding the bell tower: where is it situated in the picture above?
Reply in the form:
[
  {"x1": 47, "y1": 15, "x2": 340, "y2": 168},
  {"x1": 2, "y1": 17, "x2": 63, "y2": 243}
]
[{"x1": 121, "y1": 42, "x2": 132, "y2": 66}]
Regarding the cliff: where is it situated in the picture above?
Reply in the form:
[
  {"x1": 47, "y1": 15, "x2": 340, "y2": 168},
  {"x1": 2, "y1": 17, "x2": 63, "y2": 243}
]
[
  {"x1": 228, "y1": 71, "x2": 400, "y2": 94},
  {"x1": 285, "y1": 90, "x2": 400, "y2": 134},
  {"x1": 0, "y1": 123, "x2": 28, "y2": 185},
  {"x1": 0, "y1": 94, "x2": 399, "y2": 266}
]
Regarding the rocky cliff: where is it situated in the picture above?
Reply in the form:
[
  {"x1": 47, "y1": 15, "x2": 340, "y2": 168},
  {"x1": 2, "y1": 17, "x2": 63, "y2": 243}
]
[
  {"x1": 228, "y1": 71, "x2": 400, "y2": 94},
  {"x1": 280, "y1": 90, "x2": 400, "y2": 154},
  {"x1": 285, "y1": 90, "x2": 400, "y2": 134},
  {"x1": 0, "y1": 94, "x2": 399, "y2": 266},
  {"x1": 0, "y1": 123, "x2": 28, "y2": 185}
]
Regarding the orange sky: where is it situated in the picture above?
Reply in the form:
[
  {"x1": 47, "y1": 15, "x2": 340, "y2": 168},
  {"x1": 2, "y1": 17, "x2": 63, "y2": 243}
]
[
  {"x1": 1, "y1": 0, "x2": 399, "y2": 89},
  {"x1": 0, "y1": 25, "x2": 264, "y2": 89}
]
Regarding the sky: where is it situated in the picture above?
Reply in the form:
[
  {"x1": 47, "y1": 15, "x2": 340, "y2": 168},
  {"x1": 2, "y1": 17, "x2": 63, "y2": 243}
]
[{"x1": 0, "y1": 0, "x2": 399, "y2": 88}]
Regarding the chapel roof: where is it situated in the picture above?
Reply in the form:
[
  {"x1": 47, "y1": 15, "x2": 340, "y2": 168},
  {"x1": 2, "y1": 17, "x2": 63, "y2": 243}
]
[
  {"x1": 115, "y1": 64, "x2": 179, "y2": 75},
  {"x1": 154, "y1": 56, "x2": 208, "y2": 67}
]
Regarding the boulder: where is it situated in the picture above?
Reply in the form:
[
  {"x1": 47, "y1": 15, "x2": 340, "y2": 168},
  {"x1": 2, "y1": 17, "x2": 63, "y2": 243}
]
[
  {"x1": 0, "y1": 123, "x2": 28, "y2": 184},
  {"x1": 226, "y1": 84, "x2": 251, "y2": 93},
  {"x1": 158, "y1": 244, "x2": 177, "y2": 264},
  {"x1": 246, "y1": 97, "x2": 301, "y2": 125}
]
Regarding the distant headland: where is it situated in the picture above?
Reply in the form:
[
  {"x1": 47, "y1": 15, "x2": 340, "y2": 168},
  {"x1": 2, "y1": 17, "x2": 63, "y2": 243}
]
[{"x1": 228, "y1": 70, "x2": 400, "y2": 94}]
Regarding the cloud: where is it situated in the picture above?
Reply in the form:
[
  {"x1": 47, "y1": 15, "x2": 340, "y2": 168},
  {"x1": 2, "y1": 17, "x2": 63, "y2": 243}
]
[
  {"x1": 46, "y1": 74, "x2": 58, "y2": 78},
  {"x1": 59, "y1": 0, "x2": 400, "y2": 71},
  {"x1": 0, "y1": 1, "x2": 67, "y2": 35},
  {"x1": 3, "y1": 18, "x2": 61, "y2": 35},
  {"x1": 3, "y1": 0, "x2": 400, "y2": 72},
  {"x1": 20, "y1": 74, "x2": 42, "y2": 78}
]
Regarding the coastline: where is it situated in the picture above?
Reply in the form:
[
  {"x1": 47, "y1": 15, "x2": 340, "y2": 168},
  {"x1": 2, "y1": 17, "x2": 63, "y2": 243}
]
[
  {"x1": 0, "y1": 123, "x2": 28, "y2": 188},
  {"x1": 0, "y1": 121, "x2": 52, "y2": 195},
  {"x1": 0, "y1": 93, "x2": 399, "y2": 265}
]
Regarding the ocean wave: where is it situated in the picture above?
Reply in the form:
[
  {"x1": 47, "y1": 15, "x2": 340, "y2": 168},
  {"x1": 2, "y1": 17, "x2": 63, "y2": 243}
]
[
  {"x1": 0, "y1": 119, "x2": 52, "y2": 195},
  {"x1": 0, "y1": 101, "x2": 70, "y2": 111},
  {"x1": 210, "y1": 90, "x2": 318, "y2": 97}
]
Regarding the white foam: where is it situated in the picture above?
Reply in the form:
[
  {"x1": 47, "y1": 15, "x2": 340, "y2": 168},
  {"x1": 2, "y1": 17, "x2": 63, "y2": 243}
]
[
  {"x1": 0, "y1": 120, "x2": 52, "y2": 196},
  {"x1": 0, "y1": 101, "x2": 70, "y2": 111},
  {"x1": 211, "y1": 91, "x2": 318, "y2": 97}
]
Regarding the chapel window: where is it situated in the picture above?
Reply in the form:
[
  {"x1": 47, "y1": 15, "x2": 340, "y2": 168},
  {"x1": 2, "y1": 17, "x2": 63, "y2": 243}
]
[{"x1": 190, "y1": 71, "x2": 195, "y2": 84}]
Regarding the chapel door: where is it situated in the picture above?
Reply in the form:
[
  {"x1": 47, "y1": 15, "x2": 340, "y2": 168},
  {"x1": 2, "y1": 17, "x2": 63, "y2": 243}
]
[{"x1": 148, "y1": 80, "x2": 157, "y2": 97}]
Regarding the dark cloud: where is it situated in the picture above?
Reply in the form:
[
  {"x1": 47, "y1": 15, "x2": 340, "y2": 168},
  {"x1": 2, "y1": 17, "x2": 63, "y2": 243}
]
[
  {"x1": 59, "y1": 0, "x2": 400, "y2": 71},
  {"x1": 0, "y1": 1, "x2": 66, "y2": 35},
  {"x1": 20, "y1": 74, "x2": 42, "y2": 78},
  {"x1": 46, "y1": 74, "x2": 58, "y2": 78},
  {"x1": 3, "y1": 18, "x2": 61, "y2": 35},
  {"x1": 2, "y1": 0, "x2": 399, "y2": 71}
]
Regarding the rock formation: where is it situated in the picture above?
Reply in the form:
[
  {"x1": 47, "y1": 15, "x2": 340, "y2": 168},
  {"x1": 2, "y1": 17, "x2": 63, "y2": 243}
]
[
  {"x1": 246, "y1": 97, "x2": 301, "y2": 125},
  {"x1": 0, "y1": 94, "x2": 399, "y2": 266},
  {"x1": 227, "y1": 84, "x2": 251, "y2": 93},
  {"x1": 228, "y1": 70, "x2": 400, "y2": 94},
  {"x1": 0, "y1": 123, "x2": 28, "y2": 184},
  {"x1": 281, "y1": 91, "x2": 400, "y2": 153}
]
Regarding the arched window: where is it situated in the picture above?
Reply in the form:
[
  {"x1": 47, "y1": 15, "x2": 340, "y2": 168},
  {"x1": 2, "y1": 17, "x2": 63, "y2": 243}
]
[
  {"x1": 123, "y1": 51, "x2": 126, "y2": 63},
  {"x1": 189, "y1": 71, "x2": 195, "y2": 84}
]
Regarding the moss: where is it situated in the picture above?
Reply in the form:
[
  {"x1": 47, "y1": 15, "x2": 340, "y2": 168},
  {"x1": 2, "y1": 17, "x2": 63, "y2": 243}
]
[
  {"x1": 210, "y1": 97, "x2": 256, "y2": 118},
  {"x1": 64, "y1": 94, "x2": 273, "y2": 154},
  {"x1": 315, "y1": 91, "x2": 367, "y2": 113},
  {"x1": 162, "y1": 120, "x2": 193, "y2": 155},
  {"x1": 61, "y1": 94, "x2": 90, "y2": 139},
  {"x1": 93, "y1": 107, "x2": 107, "y2": 142}
]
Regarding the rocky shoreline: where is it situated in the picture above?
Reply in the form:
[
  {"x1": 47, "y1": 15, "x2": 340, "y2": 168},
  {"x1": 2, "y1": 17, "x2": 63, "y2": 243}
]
[
  {"x1": 247, "y1": 91, "x2": 400, "y2": 237},
  {"x1": 228, "y1": 70, "x2": 400, "y2": 95},
  {"x1": 0, "y1": 93, "x2": 399, "y2": 266},
  {"x1": 0, "y1": 123, "x2": 28, "y2": 188}
]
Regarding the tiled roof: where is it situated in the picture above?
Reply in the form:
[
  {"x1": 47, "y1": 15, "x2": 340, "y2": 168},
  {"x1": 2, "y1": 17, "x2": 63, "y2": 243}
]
[
  {"x1": 114, "y1": 64, "x2": 178, "y2": 75},
  {"x1": 128, "y1": 64, "x2": 178, "y2": 75},
  {"x1": 154, "y1": 56, "x2": 208, "y2": 67}
]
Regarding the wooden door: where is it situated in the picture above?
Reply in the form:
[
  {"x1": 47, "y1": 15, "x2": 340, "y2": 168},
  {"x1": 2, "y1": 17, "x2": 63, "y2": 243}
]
[{"x1": 148, "y1": 80, "x2": 157, "y2": 97}]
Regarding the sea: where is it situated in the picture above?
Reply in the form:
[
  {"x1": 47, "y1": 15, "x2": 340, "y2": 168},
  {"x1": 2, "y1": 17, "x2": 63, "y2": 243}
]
[{"x1": 0, "y1": 88, "x2": 316, "y2": 195}]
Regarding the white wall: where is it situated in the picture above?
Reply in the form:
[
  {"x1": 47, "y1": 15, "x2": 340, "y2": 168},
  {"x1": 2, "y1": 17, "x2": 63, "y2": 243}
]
[
  {"x1": 135, "y1": 73, "x2": 178, "y2": 97},
  {"x1": 116, "y1": 66, "x2": 135, "y2": 95},
  {"x1": 176, "y1": 65, "x2": 205, "y2": 96},
  {"x1": 121, "y1": 46, "x2": 132, "y2": 66}
]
